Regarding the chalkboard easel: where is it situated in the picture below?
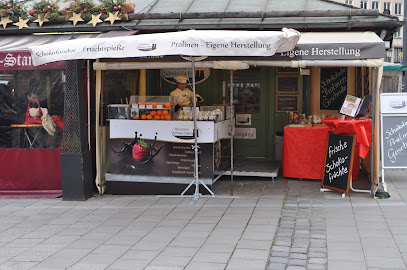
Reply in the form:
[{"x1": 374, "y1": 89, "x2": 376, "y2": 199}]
[{"x1": 321, "y1": 133, "x2": 356, "y2": 195}]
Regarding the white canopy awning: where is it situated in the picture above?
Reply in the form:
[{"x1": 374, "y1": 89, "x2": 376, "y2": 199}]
[{"x1": 28, "y1": 28, "x2": 300, "y2": 66}]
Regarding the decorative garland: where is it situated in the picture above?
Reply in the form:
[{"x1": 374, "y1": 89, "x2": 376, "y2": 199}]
[{"x1": 0, "y1": 0, "x2": 135, "y2": 28}]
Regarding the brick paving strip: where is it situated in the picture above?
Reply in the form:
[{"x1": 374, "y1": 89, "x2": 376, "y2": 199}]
[{"x1": 266, "y1": 181, "x2": 327, "y2": 270}]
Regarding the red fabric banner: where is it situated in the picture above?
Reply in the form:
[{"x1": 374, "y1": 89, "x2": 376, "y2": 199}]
[
  {"x1": 0, "y1": 148, "x2": 62, "y2": 191},
  {"x1": 322, "y1": 117, "x2": 372, "y2": 159}
]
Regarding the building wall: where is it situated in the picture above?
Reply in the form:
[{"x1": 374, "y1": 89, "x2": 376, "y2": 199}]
[{"x1": 333, "y1": 0, "x2": 403, "y2": 63}]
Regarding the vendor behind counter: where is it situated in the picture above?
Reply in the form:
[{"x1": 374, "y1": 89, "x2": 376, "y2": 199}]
[{"x1": 170, "y1": 75, "x2": 203, "y2": 112}]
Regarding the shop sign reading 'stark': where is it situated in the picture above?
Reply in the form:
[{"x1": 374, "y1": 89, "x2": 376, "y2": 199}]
[
  {"x1": 0, "y1": 52, "x2": 65, "y2": 70},
  {"x1": 0, "y1": 52, "x2": 33, "y2": 68}
]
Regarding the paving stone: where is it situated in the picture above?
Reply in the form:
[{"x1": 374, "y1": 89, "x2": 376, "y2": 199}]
[
  {"x1": 269, "y1": 256, "x2": 289, "y2": 264},
  {"x1": 289, "y1": 258, "x2": 307, "y2": 266},
  {"x1": 267, "y1": 262, "x2": 286, "y2": 270},
  {"x1": 308, "y1": 248, "x2": 327, "y2": 253},
  {"x1": 274, "y1": 240, "x2": 292, "y2": 247},
  {"x1": 286, "y1": 266, "x2": 306, "y2": 270},
  {"x1": 289, "y1": 253, "x2": 307, "y2": 260},
  {"x1": 272, "y1": 245, "x2": 290, "y2": 252},
  {"x1": 310, "y1": 234, "x2": 326, "y2": 239},
  {"x1": 275, "y1": 236, "x2": 292, "y2": 242},
  {"x1": 293, "y1": 233, "x2": 309, "y2": 239},
  {"x1": 309, "y1": 242, "x2": 326, "y2": 248},
  {"x1": 271, "y1": 251, "x2": 290, "y2": 258},
  {"x1": 308, "y1": 252, "x2": 326, "y2": 258},
  {"x1": 307, "y1": 263, "x2": 326, "y2": 270},
  {"x1": 290, "y1": 247, "x2": 308, "y2": 253},
  {"x1": 308, "y1": 257, "x2": 327, "y2": 264}
]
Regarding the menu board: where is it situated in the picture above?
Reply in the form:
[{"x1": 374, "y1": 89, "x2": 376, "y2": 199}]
[
  {"x1": 320, "y1": 67, "x2": 348, "y2": 110},
  {"x1": 277, "y1": 76, "x2": 299, "y2": 92},
  {"x1": 322, "y1": 133, "x2": 356, "y2": 194},
  {"x1": 381, "y1": 115, "x2": 407, "y2": 168},
  {"x1": 340, "y1": 95, "x2": 361, "y2": 117},
  {"x1": 276, "y1": 95, "x2": 299, "y2": 112}
]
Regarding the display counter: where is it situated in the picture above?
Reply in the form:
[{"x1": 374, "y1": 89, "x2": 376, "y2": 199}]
[
  {"x1": 282, "y1": 124, "x2": 360, "y2": 180},
  {"x1": 106, "y1": 119, "x2": 231, "y2": 185}
]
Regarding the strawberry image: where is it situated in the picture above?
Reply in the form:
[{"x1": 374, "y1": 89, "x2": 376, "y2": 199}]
[{"x1": 132, "y1": 139, "x2": 151, "y2": 162}]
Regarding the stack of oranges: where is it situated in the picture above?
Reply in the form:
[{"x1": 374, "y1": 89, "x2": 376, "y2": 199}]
[{"x1": 140, "y1": 110, "x2": 171, "y2": 120}]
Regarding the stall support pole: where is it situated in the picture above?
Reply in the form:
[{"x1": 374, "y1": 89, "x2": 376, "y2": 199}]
[
  {"x1": 180, "y1": 58, "x2": 214, "y2": 199},
  {"x1": 230, "y1": 70, "x2": 234, "y2": 196}
]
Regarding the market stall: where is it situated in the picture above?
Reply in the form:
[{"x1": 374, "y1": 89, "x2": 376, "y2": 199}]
[{"x1": 28, "y1": 29, "x2": 385, "y2": 197}]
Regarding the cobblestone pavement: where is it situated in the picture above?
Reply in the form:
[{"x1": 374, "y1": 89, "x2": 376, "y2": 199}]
[{"x1": 0, "y1": 169, "x2": 406, "y2": 270}]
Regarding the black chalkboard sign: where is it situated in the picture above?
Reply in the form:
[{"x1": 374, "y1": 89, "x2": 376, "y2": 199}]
[
  {"x1": 322, "y1": 133, "x2": 356, "y2": 194},
  {"x1": 276, "y1": 95, "x2": 299, "y2": 112},
  {"x1": 277, "y1": 76, "x2": 299, "y2": 92},
  {"x1": 320, "y1": 67, "x2": 348, "y2": 110},
  {"x1": 381, "y1": 115, "x2": 407, "y2": 168}
]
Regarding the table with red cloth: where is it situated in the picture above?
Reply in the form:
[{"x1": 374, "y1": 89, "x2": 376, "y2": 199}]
[
  {"x1": 322, "y1": 117, "x2": 372, "y2": 159},
  {"x1": 282, "y1": 122, "x2": 367, "y2": 180}
]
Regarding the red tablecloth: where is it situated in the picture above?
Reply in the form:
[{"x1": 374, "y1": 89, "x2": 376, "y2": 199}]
[
  {"x1": 282, "y1": 125, "x2": 360, "y2": 180},
  {"x1": 322, "y1": 117, "x2": 372, "y2": 159}
]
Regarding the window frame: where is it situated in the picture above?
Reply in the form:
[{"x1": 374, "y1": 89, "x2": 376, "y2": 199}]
[
  {"x1": 384, "y1": 2, "x2": 392, "y2": 13},
  {"x1": 372, "y1": 1, "x2": 379, "y2": 10},
  {"x1": 395, "y1": 3, "x2": 402, "y2": 15},
  {"x1": 360, "y1": 0, "x2": 368, "y2": 9}
]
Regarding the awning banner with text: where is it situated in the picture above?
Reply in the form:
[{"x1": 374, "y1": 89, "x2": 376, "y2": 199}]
[{"x1": 29, "y1": 28, "x2": 300, "y2": 66}]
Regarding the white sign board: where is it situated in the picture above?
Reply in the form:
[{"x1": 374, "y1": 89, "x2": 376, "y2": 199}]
[
  {"x1": 380, "y1": 93, "x2": 407, "y2": 170},
  {"x1": 380, "y1": 93, "x2": 407, "y2": 114}
]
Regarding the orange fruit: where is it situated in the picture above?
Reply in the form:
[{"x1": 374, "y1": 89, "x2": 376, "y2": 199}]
[
  {"x1": 141, "y1": 114, "x2": 147, "y2": 120},
  {"x1": 133, "y1": 116, "x2": 140, "y2": 120},
  {"x1": 162, "y1": 110, "x2": 169, "y2": 115},
  {"x1": 140, "y1": 102, "x2": 147, "y2": 106},
  {"x1": 152, "y1": 102, "x2": 157, "y2": 108},
  {"x1": 146, "y1": 114, "x2": 153, "y2": 120},
  {"x1": 165, "y1": 115, "x2": 171, "y2": 120},
  {"x1": 154, "y1": 115, "x2": 160, "y2": 120},
  {"x1": 160, "y1": 115, "x2": 166, "y2": 120},
  {"x1": 164, "y1": 103, "x2": 171, "y2": 108},
  {"x1": 157, "y1": 110, "x2": 163, "y2": 115},
  {"x1": 150, "y1": 111, "x2": 157, "y2": 116}
]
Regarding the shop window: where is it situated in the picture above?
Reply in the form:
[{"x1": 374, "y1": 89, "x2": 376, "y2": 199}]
[
  {"x1": 229, "y1": 69, "x2": 261, "y2": 114},
  {"x1": 0, "y1": 70, "x2": 65, "y2": 149}
]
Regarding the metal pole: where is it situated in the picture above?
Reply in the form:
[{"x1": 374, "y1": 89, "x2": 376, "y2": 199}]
[
  {"x1": 192, "y1": 58, "x2": 200, "y2": 198},
  {"x1": 370, "y1": 68, "x2": 376, "y2": 188},
  {"x1": 403, "y1": 0, "x2": 407, "y2": 92},
  {"x1": 230, "y1": 70, "x2": 234, "y2": 196}
]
